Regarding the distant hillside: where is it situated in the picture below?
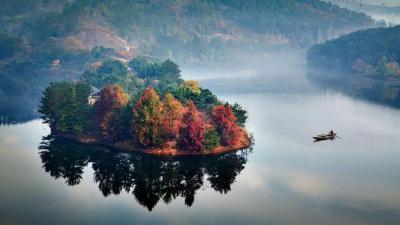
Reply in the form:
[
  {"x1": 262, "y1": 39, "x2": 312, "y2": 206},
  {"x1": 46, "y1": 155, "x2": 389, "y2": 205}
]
[
  {"x1": 307, "y1": 25, "x2": 400, "y2": 107},
  {"x1": 0, "y1": 0, "x2": 377, "y2": 120},
  {"x1": 308, "y1": 25, "x2": 400, "y2": 76},
  {"x1": 3, "y1": 0, "x2": 375, "y2": 60}
]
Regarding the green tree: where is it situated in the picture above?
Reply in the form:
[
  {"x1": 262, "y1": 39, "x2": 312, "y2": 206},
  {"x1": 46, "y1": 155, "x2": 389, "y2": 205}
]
[
  {"x1": 203, "y1": 129, "x2": 221, "y2": 151},
  {"x1": 39, "y1": 81, "x2": 91, "y2": 134},
  {"x1": 231, "y1": 103, "x2": 248, "y2": 127},
  {"x1": 81, "y1": 59, "x2": 129, "y2": 88}
]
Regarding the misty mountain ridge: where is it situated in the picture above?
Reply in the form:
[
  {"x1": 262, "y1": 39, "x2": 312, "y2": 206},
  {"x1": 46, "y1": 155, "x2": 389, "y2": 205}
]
[
  {"x1": 1, "y1": 0, "x2": 376, "y2": 61},
  {"x1": 0, "y1": 0, "x2": 380, "y2": 121}
]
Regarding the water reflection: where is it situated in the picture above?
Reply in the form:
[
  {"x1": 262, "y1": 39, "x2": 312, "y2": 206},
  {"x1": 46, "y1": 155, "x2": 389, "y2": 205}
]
[
  {"x1": 0, "y1": 94, "x2": 40, "y2": 126},
  {"x1": 307, "y1": 69, "x2": 400, "y2": 108},
  {"x1": 38, "y1": 135, "x2": 249, "y2": 211}
]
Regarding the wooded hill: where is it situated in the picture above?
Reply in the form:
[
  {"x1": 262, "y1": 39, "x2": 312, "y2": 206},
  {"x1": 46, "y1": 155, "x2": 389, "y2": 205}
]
[{"x1": 0, "y1": 0, "x2": 376, "y2": 121}]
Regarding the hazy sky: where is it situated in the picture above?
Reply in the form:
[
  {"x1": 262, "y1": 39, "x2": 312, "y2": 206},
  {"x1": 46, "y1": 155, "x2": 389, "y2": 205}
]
[
  {"x1": 328, "y1": 0, "x2": 400, "y2": 7},
  {"x1": 363, "y1": 0, "x2": 400, "y2": 6}
]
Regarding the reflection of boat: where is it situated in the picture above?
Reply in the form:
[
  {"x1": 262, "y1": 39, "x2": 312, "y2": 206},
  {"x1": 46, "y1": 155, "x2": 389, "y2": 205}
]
[{"x1": 313, "y1": 132, "x2": 337, "y2": 141}]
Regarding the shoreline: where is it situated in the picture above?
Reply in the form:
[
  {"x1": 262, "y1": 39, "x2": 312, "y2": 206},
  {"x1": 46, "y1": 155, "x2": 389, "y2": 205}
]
[{"x1": 60, "y1": 134, "x2": 252, "y2": 157}]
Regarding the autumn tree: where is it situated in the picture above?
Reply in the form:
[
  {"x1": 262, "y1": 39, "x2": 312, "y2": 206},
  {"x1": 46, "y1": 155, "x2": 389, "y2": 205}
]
[
  {"x1": 211, "y1": 104, "x2": 241, "y2": 146},
  {"x1": 132, "y1": 88, "x2": 164, "y2": 146},
  {"x1": 162, "y1": 93, "x2": 183, "y2": 140},
  {"x1": 178, "y1": 101, "x2": 207, "y2": 151},
  {"x1": 94, "y1": 85, "x2": 129, "y2": 141},
  {"x1": 180, "y1": 80, "x2": 201, "y2": 94}
]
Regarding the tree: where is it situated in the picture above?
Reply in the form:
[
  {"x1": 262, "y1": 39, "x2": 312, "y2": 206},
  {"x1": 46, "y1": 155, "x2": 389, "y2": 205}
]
[
  {"x1": 181, "y1": 80, "x2": 201, "y2": 94},
  {"x1": 39, "y1": 82, "x2": 91, "y2": 134},
  {"x1": 178, "y1": 101, "x2": 207, "y2": 151},
  {"x1": 231, "y1": 103, "x2": 248, "y2": 127},
  {"x1": 160, "y1": 59, "x2": 181, "y2": 81},
  {"x1": 94, "y1": 85, "x2": 129, "y2": 141},
  {"x1": 132, "y1": 88, "x2": 164, "y2": 146},
  {"x1": 203, "y1": 129, "x2": 221, "y2": 151},
  {"x1": 81, "y1": 60, "x2": 129, "y2": 89},
  {"x1": 211, "y1": 104, "x2": 241, "y2": 146},
  {"x1": 162, "y1": 93, "x2": 183, "y2": 140}
]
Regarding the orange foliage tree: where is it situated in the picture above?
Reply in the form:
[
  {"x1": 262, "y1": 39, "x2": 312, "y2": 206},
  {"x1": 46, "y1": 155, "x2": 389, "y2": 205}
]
[
  {"x1": 211, "y1": 104, "x2": 241, "y2": 146},
  {"x1": 94, "y1": 85, "x2": 129, "y2": 141},
  {"x1": 132, "y1": 88, "x2": 164, "y2": 146},
  {"x1": 178, "y1": 101, "x2": 207, "y2": 151},
  {"x1": 162, "y1": 93, "x2": 183, "y2": 140}
]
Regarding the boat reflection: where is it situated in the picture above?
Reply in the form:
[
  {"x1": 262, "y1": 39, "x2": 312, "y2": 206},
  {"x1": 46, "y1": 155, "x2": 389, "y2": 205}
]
[{"x1": 38, "y1": 135, "x2": 250, "y2": 211}]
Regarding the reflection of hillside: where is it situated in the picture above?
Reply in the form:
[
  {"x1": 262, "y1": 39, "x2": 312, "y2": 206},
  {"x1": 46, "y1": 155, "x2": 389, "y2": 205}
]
[
  {"x1": 0, "y1": 94, "x2": 41, "y2": 126},
  {"x1": 307, "y1": 69, "x2": 400, "y2": 108},
  {"x1": 38, "y1": 136, "x2": 249, "y2": 211}
]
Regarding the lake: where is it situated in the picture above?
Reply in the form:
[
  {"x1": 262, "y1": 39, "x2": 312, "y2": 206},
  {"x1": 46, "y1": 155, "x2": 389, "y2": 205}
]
[{"x1": 1, "y1": 52, "x2": 400, "y2": 225}]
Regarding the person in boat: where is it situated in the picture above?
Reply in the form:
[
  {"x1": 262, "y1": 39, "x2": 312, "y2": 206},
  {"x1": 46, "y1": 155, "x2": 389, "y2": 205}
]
[{"x1": 329, "y1": 130, "x2": 334, "y2": 135}]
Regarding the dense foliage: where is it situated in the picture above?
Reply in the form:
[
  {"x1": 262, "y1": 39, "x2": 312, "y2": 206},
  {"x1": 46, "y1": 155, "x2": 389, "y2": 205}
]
[
  {"x1": 94, "y1": 85, "x2": 129, "y2": 141},
  {"x1": 39, "y1": 58, "x2": 250, "y2": 152},
  {"x1": 212, "y1": 105, "x2": 242, "y2": 146},
  {"x1": 178, "y1": 102, "x2": 208, "y2": 151},
  {"x1": 132, "y1": 88, "x2": 164, "y2": 147},
  {"x1": 39, "y1": 82, "x2": 91, "y2": 134}
]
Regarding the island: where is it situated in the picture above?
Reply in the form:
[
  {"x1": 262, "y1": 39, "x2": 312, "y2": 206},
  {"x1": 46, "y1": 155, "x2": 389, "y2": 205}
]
[
  {"x1": 307, "y1": 25, "x2": 400, "y2": 107},
  {"x1": 39, "y1": 56, "x2": 251, "y2": 156}
]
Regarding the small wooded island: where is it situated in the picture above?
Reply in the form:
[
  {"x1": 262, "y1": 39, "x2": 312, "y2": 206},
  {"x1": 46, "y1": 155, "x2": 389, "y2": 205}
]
[{"x1": 39, "y1": 56, "x2": 251, "y2": 156}]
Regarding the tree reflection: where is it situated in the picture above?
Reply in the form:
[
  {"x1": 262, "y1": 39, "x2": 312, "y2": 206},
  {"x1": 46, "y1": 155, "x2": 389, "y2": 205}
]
[{"x1": 39, "y1": 136, "x2": 249, "y2": 211}]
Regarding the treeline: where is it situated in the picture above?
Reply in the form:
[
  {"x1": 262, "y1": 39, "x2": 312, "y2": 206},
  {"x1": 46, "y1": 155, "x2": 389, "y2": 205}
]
[
  {"x1": 307, "y1": 25, "x2": 400, "y2": 78},
  {"x1": 39, "y1": 57, "x2": 249, "y2": 152}
]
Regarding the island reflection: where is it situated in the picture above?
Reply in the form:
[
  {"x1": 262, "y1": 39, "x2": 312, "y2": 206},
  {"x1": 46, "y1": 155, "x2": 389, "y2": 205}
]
[{"x1": 38, "y1": 135, "x2": 250, "y2": 211}]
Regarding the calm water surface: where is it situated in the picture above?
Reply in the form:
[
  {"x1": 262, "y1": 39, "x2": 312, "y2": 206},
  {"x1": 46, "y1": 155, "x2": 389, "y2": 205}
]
[{"x1": 1, "y1": 53, "x2": 400, "y2": 225}]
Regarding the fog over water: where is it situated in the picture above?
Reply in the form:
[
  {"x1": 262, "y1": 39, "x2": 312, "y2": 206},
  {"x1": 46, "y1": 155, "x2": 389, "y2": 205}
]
[{"x1": 0, "y1": 51, "x2": 400, "y2": 225}]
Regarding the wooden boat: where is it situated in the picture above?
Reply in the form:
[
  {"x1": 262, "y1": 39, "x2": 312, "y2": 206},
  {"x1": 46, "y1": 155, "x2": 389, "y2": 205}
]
[{"x1": 313, "y1": 132, "x2": 337, "y2": 141}]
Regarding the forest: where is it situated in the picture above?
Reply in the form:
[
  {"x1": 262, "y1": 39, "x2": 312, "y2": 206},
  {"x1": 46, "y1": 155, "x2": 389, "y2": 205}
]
[
  {"x1": 39, "y1": 57, "x2": 250, "y2": 154},
  {"x1": 307, "y1": 25, "x2": 400, "y2": 77},
  {"x1": 307, "y1": 25, "x2": 400, "y2": 107}
]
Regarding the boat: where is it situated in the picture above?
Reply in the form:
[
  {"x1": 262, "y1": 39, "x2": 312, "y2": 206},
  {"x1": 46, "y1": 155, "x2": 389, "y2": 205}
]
[{"x1": 313, "y1": 132, "x2": 337, "y2": 141}]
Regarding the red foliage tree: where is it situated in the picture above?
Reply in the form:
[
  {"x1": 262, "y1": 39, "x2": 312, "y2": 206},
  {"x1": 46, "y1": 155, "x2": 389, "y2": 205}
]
[
  {"x1": 211, "y1": 104, "x2": 241, "y2": 146},
  {"x1": 178, "y1": 101, "x2": 207, "y2": 151},
  {"x1": 94, "y1": 85, "x2": 129, "y2": 141},
  {"x1": 132, "y1": 88, "x2": 164, "y2": 146},
  {"x1": 162, "y1": 93, "x2": 183, "y2": 140}
]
